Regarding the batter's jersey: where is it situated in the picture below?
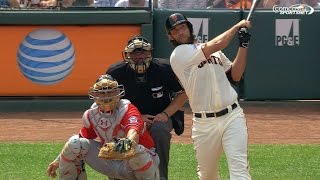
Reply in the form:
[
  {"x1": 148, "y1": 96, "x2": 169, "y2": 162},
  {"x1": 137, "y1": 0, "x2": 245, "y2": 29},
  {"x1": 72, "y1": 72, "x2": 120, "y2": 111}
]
[
  {"x1": 80, "y1": 99, "x2": 155, "y2": 149},
  {"x1": 106, "y1": 59, "x2": 183, "y2": 115},
  {"x1": 170, "y1": 43, "x2": 238, "y2": 112}
]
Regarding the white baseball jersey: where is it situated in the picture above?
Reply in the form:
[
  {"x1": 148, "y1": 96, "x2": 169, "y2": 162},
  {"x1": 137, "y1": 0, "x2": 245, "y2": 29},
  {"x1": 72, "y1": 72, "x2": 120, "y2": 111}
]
[{"x1": 170, "y1": 43, "x2": 238, "y2": 112}]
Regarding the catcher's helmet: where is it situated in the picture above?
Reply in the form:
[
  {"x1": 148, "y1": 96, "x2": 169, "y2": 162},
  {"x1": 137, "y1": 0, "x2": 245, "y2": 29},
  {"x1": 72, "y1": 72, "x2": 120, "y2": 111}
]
[
  {"x1": 123, "y1": 35, "x2": 153, "y2": 74},
  {"x1": 88, "y1": 74, "x2": 125, "y2": 113},
  {"x1": 165, "y1": 13, "x2": 193, "y2": 35}
]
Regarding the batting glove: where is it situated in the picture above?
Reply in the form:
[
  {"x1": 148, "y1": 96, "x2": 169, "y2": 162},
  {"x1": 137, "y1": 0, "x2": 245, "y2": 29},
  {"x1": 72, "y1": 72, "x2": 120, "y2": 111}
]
[{"x1": 238, "y1": 27, "x2": 251, "y2": 48}]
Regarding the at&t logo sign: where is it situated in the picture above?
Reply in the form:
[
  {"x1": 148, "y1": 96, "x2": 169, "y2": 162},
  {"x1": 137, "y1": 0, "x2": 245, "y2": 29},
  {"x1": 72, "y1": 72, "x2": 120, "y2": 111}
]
[{"x1": 17, "y1": 29, "x2": 75, "y2": 85}]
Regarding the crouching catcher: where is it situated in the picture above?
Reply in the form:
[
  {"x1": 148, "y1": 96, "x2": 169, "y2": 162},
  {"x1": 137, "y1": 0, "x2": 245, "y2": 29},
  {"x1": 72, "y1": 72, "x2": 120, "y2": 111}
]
[{"x1": 47, "y1": 74, "x2": 160, "y2": 180}]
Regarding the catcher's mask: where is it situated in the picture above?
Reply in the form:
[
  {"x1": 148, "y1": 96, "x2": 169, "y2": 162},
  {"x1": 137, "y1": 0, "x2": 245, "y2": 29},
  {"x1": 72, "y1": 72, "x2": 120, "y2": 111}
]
[
  {"x1": 165, "y1": 13, "x2": 195, "y2": 46},
  {"x1": 123, "y1": 35, "x2": 153, "y2": 74},
  {"x1": 88, "y1": 74, "x2": 125, "y2": 113}
]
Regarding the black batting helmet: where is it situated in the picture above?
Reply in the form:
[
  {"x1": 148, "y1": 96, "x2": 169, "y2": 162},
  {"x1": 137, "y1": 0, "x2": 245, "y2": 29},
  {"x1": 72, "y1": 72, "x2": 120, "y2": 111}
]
[{"x1": 165, "y1": 13, "x2": 193, "y2": 35}]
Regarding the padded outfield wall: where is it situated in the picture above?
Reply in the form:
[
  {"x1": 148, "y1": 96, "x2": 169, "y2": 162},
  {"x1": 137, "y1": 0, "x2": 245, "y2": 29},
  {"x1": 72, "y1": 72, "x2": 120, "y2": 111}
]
[{"x1": 0, "y1": 9, "x2": 319, "y2": 102}]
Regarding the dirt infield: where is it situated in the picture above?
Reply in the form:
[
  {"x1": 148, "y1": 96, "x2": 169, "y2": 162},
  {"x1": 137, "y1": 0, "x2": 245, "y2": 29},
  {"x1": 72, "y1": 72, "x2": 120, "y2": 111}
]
[{"x1": 1, "y1": 101, "x2": 320, "y2": 144}]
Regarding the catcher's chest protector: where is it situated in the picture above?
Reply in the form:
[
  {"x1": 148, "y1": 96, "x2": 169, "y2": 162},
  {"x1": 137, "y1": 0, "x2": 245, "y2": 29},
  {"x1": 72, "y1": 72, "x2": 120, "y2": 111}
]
[{"x1": 84, "y1": 99, "x2": 130, "y2": 143}]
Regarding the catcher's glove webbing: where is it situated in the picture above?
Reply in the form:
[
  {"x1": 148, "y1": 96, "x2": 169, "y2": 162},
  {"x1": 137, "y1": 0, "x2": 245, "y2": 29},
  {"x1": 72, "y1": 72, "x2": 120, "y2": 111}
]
[{"x1": 98, "y1": 138, "x2": 136, "y2": 160}]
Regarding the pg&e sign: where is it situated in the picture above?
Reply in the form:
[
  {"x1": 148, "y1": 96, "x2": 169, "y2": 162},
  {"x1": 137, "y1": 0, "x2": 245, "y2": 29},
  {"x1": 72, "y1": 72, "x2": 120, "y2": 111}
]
[
  {"x1": 275, "y1": 19, "x2": 300, "y2": 47},
  {"x1": 188, "y1": 18, "x2": 209, "y2": 43}
]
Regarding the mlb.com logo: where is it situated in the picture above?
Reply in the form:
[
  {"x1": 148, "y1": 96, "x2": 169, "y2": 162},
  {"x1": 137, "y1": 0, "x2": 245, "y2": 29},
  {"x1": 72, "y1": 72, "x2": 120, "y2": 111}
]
[
  {"x1": 275, "y1": 19, "x2": 300, "y2": 47},
  {"x1": 188, "y1": 18, "x2": 209, "y2": 43}
]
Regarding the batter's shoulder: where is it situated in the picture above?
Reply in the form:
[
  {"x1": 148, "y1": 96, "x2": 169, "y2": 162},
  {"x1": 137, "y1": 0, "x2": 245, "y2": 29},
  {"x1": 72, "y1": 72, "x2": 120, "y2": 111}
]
[
  {"x1": 175, "y1": 44, "x2": 199, "y2": 51},
  {"x1": 172, "y1": 44, "x2": 199, "y2": 57}
]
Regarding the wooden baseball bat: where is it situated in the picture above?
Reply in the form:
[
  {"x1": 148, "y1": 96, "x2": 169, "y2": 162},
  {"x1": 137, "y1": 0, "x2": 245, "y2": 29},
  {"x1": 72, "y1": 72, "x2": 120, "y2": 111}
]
[{"x1": 246, "y1": 0, "x2": 261, "y2": 21}]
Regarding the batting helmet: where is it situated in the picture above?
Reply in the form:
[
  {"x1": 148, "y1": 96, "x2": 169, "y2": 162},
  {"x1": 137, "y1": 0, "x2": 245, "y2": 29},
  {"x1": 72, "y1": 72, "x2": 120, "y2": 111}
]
[
  {"x1": 165, "y1": 13, "x2": 193, "y2": 35},
  {"x1": 123, "y1": 35, "x2": 153, "y2": 74},
  {"x1": 88, "y1": 74, "x2": 125, "y2": 113}
]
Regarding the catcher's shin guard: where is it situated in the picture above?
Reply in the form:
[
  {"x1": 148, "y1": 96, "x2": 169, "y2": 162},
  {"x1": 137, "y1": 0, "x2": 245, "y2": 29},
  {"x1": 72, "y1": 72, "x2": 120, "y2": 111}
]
[
  {"x1": 59, "y1": 135, "x2": 90, "y2": 180},
  {"x1": 128, "y1": 145, "x2": 160, "y2": 180}
]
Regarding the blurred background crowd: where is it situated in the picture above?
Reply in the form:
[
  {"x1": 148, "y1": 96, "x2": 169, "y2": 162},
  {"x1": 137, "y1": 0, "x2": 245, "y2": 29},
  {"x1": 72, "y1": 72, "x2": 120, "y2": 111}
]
[{"x1": 0, "y1": 0, "x2": 319, "y2": 12}]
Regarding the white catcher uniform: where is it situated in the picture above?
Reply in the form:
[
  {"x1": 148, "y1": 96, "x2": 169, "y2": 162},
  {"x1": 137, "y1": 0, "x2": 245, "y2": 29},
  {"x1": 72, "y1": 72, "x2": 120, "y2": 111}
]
[
  {"x1": 170, "y1": 43, "x2": 251, "y2": 180},
  {"x1": 57, "y1": 99, "x2": 160, "y2": 180}
]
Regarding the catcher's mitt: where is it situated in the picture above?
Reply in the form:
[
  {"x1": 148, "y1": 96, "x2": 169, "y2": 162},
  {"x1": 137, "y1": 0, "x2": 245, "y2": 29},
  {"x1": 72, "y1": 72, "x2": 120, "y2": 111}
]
[{"x1": 98, "y1": 138, "x2": 136, "y2": 160}]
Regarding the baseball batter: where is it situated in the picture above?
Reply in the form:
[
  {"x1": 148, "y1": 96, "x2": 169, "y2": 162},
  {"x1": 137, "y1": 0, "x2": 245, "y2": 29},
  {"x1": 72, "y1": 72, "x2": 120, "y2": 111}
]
[
  {"x1": 165, "y1": 13, "x2": 252, "y2": 180},
  {"x1": 47, "y1": 74, "x2": 160, "y2": 180}
]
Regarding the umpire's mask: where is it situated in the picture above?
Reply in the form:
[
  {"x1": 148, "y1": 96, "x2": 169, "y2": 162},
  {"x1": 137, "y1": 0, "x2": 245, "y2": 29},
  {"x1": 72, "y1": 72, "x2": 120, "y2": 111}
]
[{"x1": 123, "y1": 35, "x2": 153, "y2": 74}]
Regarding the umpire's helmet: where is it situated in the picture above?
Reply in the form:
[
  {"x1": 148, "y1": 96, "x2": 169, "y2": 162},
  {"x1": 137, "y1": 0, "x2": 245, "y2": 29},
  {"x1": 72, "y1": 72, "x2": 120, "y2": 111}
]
[
  {"x1": 123, "y1": 35, "x2": 153, "y2": 74},
  {"x1": 165, "y1": 13, "x2": 193, "y2": 35},
  {"x1": 88, "y1": 74, "x2": 125, "y2": 114}
]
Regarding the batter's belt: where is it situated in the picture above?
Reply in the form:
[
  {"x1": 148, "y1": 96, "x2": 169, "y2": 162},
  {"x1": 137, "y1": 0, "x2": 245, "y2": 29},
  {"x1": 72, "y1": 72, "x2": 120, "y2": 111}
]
[{"x1": 194, "y1": 103, "x2": 237, "y2": 118}]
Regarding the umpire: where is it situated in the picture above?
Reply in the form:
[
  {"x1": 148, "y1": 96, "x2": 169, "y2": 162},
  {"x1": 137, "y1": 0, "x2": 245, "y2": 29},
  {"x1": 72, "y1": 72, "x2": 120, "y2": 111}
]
[{"x1": 106, "y1": 35, "x2": 188, "y2": 180}]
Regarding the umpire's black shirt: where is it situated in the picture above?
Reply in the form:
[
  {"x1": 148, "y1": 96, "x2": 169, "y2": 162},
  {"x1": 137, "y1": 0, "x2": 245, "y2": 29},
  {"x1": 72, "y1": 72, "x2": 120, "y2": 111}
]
[{"x1": 106, "y1": 59, "x2": 183, "y2": 116}]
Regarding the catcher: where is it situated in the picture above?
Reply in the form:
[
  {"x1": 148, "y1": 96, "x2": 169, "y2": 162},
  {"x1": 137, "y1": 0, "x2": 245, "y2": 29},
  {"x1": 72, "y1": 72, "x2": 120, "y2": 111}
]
[{"x1": 47, "y1": 74, "x2": 160, "y2": 180}]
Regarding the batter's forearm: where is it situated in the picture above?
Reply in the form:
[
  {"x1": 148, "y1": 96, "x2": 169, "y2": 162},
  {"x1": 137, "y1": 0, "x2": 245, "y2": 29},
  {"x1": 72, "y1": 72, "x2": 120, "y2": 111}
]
[
  {"x1": 203, "y1": 20, "x2": 251, "y2": 58},
  {"x1": 203, "y1": 24, "x2": 240, "y2": 58},
  {"x1": 162, "y1": 91, "x2": 188, "y2": 117},
  {"x1": 231, "y1": 47, "x2": 248, "y2": 81}
]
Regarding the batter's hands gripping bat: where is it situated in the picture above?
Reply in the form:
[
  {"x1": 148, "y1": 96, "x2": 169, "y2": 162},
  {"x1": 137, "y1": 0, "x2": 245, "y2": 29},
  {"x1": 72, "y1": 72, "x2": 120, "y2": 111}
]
[{"x1": 238, "y1": 0, "x2": 260, "y2": 48}]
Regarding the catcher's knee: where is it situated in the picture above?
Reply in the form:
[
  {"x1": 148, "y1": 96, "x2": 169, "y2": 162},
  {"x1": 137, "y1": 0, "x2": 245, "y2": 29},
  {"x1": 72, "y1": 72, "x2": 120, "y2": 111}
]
[
  {"x1": 64, "y1": 135, "x2": 90, "y2": 160},
  {"x1": 58, "y1": 135, "x2": 89, "y2": 180}
]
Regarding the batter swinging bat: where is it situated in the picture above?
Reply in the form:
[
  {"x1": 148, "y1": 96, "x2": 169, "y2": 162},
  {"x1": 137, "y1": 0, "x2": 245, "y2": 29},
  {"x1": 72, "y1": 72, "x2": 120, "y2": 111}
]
[{"x1": 246, "y1": 0, "x2": 261, "y2": 21}]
